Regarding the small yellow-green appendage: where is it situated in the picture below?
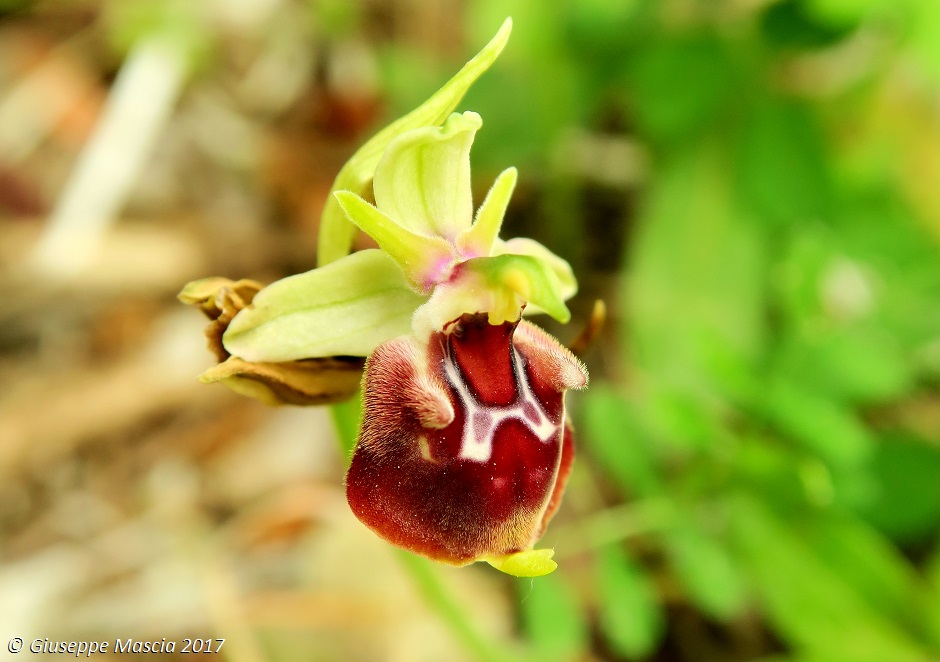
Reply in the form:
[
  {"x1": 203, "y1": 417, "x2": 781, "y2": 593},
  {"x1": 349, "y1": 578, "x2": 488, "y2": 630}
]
[{"x1": 484, "y1": 548, "x2": 557, "y2": 577}]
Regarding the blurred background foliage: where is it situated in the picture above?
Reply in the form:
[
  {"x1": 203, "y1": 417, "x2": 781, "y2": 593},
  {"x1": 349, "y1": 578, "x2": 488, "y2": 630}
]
[{"x1": 2, "y1": 0, "x2": 940, "y2": 661}]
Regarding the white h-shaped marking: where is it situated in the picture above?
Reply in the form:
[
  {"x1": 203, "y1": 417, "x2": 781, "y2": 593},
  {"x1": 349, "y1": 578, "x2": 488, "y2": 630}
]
[{"x1": 441, "y1": 344, "x2": 560, "y2": 463}]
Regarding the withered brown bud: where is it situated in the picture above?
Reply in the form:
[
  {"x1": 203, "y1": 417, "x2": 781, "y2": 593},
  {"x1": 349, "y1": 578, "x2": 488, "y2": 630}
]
[{"x1": 179, "y1": 277, "x2": 363, "y2": 405}]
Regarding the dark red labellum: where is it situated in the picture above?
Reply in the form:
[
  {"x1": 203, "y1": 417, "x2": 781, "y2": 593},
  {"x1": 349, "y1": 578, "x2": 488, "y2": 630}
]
[{"x1": 346, "y1": 313, "x2": 586, "y2": 565}]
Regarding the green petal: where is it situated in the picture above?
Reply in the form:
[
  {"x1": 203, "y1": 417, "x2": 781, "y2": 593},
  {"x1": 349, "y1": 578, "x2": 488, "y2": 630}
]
[
  {"x1": 468, "y1": 253, "x2": 572, "y2": 323},
  {"x1": 494, "y1": 237, "x2": 578, "y2": 301},
  {"x1": 334, "y1": 191, "x2": 456, "y2": 291},
  {"x1": 223, "y1": 249, "x2": 427, "y2": 361},
  {"x1": 412, "y1": 253, "x2": 571, "y2": 339},
  {"x1": 317, "y1": 17, "x2": 513, "y2": 266},
  {"x1": 457, "y1": 167, "x2": 517, "y2": 257},
  {"x1": 373, "y1": 111, "x2": 481, "y2": 240}
]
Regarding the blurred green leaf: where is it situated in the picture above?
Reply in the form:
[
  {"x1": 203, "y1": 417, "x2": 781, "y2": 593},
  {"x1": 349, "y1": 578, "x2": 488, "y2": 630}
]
[
  {"x1": 906, "y1": 0, "x2": 940, "y2": 79},
  {"x1": 731, "y1": 496, "x2": 929, "y2": 660},
  {"x1": 860, "y1": 433, "x2": 940, "y2": 545},
  {"x1": 466, "y1": 0, "x2": 580, "y2": 169},
  {"x1": 773, "y1": 327, "x2": 911, "y2": 405},
  {"x1": 379, "y1": 46, "x2": 451, "y2": 119},
  {"x1": 926, "y1": 548, "x2": 940, "y2": 650},
  {"x1": 627, "y1": 142, "x2": 766, "y2": 393},
  {"x1": 736, "y1": 99, "x2": 833, "y2": 226},
  {"x1": 804, "y1": 0, "x2": 879, "y2": 27},
  {"x1": 626, "y1": 33, "x2": 734, "y2": 142},
  {"x1": 760, "y1": 379, "x2": 874, "y2": 470},
  {"x1": 663, "y1": 519, "x2": 747, "y2": 621},
  {"x1": 581, "y1": 386, "x2": 663, "y2": 497},
  {"x1": 644, "y1": 385, "x2": 722, "y2": 454},
  {"x1": 760, "y1": 0, "x2": 857, "y2": 49},
  {"x1": 808, "y1": 514, "x2": 921, "y2": 629},
  {"x1": 105, "y1": 0, "x2": 212, "y2": 65},
  {"x1": 772, "y1": 229, "x2": 838, "y2": 327},
  {"x1": 0, "y1": 0, "x2": 31, "y2": 14},
  {"x1": 563, "y1": 0, "x2": 648, "y2": 65},
  {"x1": 733, "y1": 436, "x2": 815, "y2": 513},
  {"x1": 519, "y1": 574, "x2": 588, "y2": 661},
  {"x1": 834, "y1": 194, "x2": 940, "y2": 353},
  {"x1": 596, "y1": 546, "x2": 664, "y2": 660},
  {"x1": 308, "y1": 0, "x2": 362, "y2": 35}
]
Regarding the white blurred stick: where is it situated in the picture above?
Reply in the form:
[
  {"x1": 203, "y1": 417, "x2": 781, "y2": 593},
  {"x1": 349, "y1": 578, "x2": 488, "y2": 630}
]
[
  {"x1": 29, "y1": 37, "x2": 189, "y2": 280},
  {"x1": 0, "y1": 35, "x2": 88, "y2": 165}
]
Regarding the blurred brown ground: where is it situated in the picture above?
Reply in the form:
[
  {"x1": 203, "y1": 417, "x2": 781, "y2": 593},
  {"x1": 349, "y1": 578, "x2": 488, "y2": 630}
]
[{"x1": 0, "y1": 2, "x2": 520, "y2": 660}]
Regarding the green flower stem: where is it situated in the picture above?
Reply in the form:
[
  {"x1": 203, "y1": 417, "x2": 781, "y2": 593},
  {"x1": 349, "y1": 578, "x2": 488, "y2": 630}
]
[
  {"x1": 330, "y1": 398, "x2": 525, "y2": 662},
  {"x1": 396, "y1": 550, "x2": 525, "y2": 662},
  {"x1": 329, "y1": 395, "x2": 362, "y2": 458}
]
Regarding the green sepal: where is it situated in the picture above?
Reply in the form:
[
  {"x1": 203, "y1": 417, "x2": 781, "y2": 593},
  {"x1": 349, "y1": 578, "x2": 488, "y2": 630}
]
[
  {"x1": 223, "y1": 249, "x2": 427, "y2": 361},
  {"x1": 373, "y1": 111, "x2": 481, "y2": 240},
  {"x1": 316, "y1": 17, "x2": 513, "y2": 266},
  {"x1": 333, "y1": 191, "x2": 456, "y2": 292},
  {"x1": 485, "y1": 548, "x2": 557, "y2": 577}
]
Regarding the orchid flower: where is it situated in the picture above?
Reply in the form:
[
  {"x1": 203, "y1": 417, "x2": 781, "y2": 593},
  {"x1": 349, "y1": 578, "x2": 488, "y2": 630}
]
[{"x1": 180, "y1": 19, "x2": 588, "y2": 577}]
